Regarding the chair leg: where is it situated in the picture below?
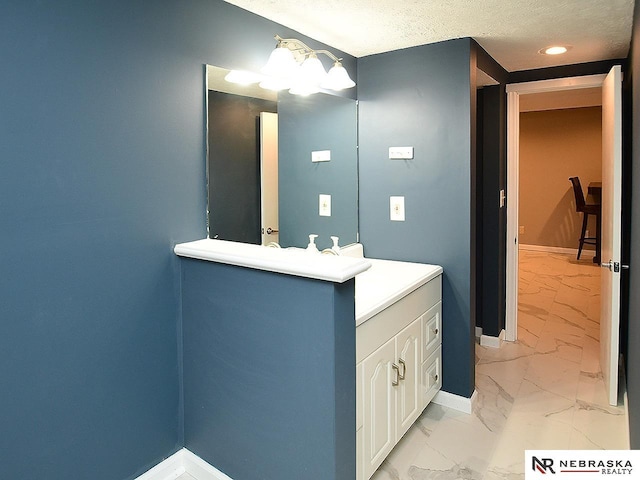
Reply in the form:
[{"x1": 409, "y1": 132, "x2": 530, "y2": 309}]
[{"x1": 578, "y1": 212, "x2": 589, "y2": 260}]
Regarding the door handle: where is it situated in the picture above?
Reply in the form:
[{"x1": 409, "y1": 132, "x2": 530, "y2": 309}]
[
  {"x1": 601, "y1": 260, "x2": 613, "y2": 271},
  {"x1": 392, "y1": 363, "x2": 400, "y2": 386},
  {"x1": 602, "y1": 261, "x2": 630, "y2": 272},
  {"x1": 266, "y1": 227, "x2": 279, "y2": 235},
  {"x1": 397, "y1": 358, "x2": 406, "y2": 380}
]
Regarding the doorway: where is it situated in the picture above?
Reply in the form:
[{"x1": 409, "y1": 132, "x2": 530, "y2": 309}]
[
  {"x1": 505, "y1": 73, "x2": 607, "y2": 341},
  {"x1": 516, "y1": 91, "x2": 603, "y2": 375},
  {"x1": 468, "y1": 70, "x2": 629, "y2": 457},
  {"x1": 505, "y1": 68, "x2": 624, "y2": 406}
]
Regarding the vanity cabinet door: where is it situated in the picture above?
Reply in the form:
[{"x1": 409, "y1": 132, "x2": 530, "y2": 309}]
[
  {"x1": 362, "y1": 338, "x2": 396, "y2": 480},
  {"x1": 395, "y1": 318, "x2": 421, "y2": 440}
]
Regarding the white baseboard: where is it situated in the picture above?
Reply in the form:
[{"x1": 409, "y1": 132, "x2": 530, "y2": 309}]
[
  {"x1": 519, "y1": 244, "x2": 581, "y2": 255},
  {"x1": 432, "y1": 388, "x2": 477, "y2": 414},
  {"x1": 480, "y1": 329, "x2": 505, "y2": 349},
  {"x1": 135, "y1": 449, "x2": 233, "y2": 480}
]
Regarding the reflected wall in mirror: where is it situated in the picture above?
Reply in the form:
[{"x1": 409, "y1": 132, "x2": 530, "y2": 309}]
[
  {"x1": 278, "y1": 92, "x2": 358, "y2": 250},
  {"x1": 206, "y1": 64, "x2": 358, "y2": 250}
]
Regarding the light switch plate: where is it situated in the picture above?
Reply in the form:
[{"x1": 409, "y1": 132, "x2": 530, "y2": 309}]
[
  {"x1": 319, "y1": 194, "x2": 331, "y2": 217},
  {"x1": 312, "y1": 150, "x2": 331, "y2": 162},
  {"x1": 389, "y1": 147, "x2": 414, "y2": 160},
  {"x1": 390, "y1": 196, "x2": 405, "y2": 221}
]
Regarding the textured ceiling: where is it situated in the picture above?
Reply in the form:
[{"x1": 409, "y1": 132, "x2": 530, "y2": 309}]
[{"x1": 223, "y1": 0, "x2": 634, "y2": 72}]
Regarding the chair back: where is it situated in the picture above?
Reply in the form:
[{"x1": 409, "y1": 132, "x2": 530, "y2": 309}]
[{"x1": 569, "y1": 177, "x2": 586, "y2": 211}]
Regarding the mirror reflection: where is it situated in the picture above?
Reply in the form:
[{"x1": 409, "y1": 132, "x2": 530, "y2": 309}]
[{"x1": 206, "y1": 65, "x2": 358, "y2": 250}]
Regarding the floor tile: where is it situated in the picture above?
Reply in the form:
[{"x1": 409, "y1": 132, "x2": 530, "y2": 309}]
[
  {"x1": 571, "y1": 399, "x2": 628, "y2": 449},
  {"x1": 522, "y1": 352, "x2": 582, "y2": 401}
]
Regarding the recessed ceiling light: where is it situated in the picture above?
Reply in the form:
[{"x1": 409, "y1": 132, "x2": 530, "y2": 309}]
[{"x1": 539, "y1": 45, "x2": 570, "y2": 55}]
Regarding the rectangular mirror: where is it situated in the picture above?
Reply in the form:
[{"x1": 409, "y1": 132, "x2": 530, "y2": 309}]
[{"x1": 206, "y1": 64, "x2": 358, "y2": 251}]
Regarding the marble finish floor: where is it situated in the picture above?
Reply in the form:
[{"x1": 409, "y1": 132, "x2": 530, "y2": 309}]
[{"x1": 371, "y1": 249, "x2": 628, "y2": 480}]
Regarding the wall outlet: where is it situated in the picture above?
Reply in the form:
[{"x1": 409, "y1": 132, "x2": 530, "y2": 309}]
[
  {"x1": 319, "y1": 194, "x2": 331, "y2": 217},
  {"x1": 390, "y1": 196, "x2": 405, "y2": 221},
  {"x1": 519, "y1": 225, "x2": 525, "y2": 235}
]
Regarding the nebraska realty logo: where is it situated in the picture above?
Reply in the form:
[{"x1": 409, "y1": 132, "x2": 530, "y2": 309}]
[{"x1": 526, "y1": 451, "x2": 638, "y2": 478}]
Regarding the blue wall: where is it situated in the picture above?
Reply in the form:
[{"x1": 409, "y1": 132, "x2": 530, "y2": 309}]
[
  {"x1": 181, "y1": 259, "x2": 356, "y2": 480},
  {"x1": 279, "y1": 92, "x2": 359, "y2": 250},
  {"x1": 0, "y1": 0, "x2": 356, "y2": 478},
  {"x1": 0, "y1": 1, "x2": 199, "y2": 478},
  {"x1": 357, "y1": 39, "x2": 475, "y2": 397}
]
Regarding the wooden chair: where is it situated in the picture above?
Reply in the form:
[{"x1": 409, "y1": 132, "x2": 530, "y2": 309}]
[{"x1": 569, "y1": 177, "x2": 601, "y2": 261}]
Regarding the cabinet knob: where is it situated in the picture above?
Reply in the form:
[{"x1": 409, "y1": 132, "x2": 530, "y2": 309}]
[{"x1": 432, "y1": 328, "x2": 439, "y2": 335}]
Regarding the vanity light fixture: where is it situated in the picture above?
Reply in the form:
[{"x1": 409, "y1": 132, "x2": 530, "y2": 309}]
[{"x1": 261, "y1": 35, "x2": 356, "y2": 95}]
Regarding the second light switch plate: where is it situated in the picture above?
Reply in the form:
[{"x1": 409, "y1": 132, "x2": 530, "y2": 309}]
[
  {"x1": 319, "y1": 194, "x2": 331, "y2": 217},
  {"x1": 390, "y1": 196, "x2": 405, "y2": 221}
]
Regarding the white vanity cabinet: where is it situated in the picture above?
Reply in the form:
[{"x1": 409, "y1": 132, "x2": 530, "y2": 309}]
[{"x1": 356, "y1": 273, "x2": 442, "y2": 480}]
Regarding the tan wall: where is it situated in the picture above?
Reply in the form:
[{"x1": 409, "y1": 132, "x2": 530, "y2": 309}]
[{"x1": 519, "y1": 107, "x2": 602, "y2": 250}]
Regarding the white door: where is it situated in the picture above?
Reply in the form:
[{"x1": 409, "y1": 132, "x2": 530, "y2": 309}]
[
  {"x1": 260, "y1": 112, "x2": 279, "y2": 245},
  {"x1": 600, "y1": 65, "x2": 623, "y2": 406}
]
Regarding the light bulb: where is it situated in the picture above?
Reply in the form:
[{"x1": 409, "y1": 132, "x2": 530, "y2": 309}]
[
  {"x1": 299, "y1": 55, "x2": 327, "y2": 86},
  {"x1": 288, "y1": 54, "x2": 327, "y2": 95},
  {"x1": 540, "y1": 45, "x2": 569, "y2": 55},
  {"x1": 289, "y1": 83, "x2": 319, "y2": 96},
  {"x1": 262, "y1": 45, "x2": 298, "y2": 77},
  {"x1": 321, "y1": 62, "x2": 356, "y2": 90},
  {"x1": 259, "y1": 77, "x2": 292, "y2": 91}
]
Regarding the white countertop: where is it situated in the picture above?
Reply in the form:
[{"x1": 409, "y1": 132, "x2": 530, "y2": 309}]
[
  {"x1": 174, "y1": 238, "x2": 371, "y2": 283},
  {"x1": 355, "y1": 258, "x2": 442, "y2": 326},
  {"x1": 174, "y1": 240, "x2": 441, "y2": 323}
]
